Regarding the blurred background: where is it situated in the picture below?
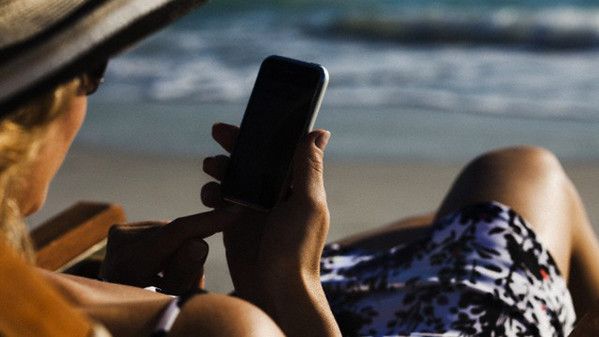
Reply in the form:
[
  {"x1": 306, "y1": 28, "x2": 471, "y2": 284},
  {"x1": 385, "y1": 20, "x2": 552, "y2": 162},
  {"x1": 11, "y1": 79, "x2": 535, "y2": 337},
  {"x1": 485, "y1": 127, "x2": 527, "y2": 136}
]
[
  {"x1": 84, "y1": 0, "x2": 599, "y2": 161},
  {"x1": 31, "y1": 0, "x2": 599, "y2": 291}
]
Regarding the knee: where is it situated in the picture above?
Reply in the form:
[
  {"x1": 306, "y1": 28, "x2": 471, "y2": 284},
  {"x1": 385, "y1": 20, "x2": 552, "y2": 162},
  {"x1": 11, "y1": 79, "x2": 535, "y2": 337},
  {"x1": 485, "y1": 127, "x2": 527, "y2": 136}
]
[
  {"x1": 171, "y1": 294, "x2": 284, "y2": 337},
  {"x1": 438, "y1": 146, "x2": 576, "y2": 237},
  {"x1": 464, "y1": 146, "x2": 567, "y2": 184}
]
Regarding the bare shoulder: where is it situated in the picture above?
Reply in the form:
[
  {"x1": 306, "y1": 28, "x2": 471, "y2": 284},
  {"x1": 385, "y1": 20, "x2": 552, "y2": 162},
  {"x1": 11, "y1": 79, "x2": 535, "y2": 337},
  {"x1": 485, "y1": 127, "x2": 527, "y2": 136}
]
[{"x1": 171, "y1": 293, "x2": 285, "y2": 337}]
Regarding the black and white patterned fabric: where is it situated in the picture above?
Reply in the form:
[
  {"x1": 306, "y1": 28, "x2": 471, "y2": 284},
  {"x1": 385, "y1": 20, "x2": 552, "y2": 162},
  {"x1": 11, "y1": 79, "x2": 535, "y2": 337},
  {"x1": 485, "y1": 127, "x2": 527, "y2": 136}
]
[{"x1": 321, "y1": 202, "x2": 576, "y2": 337}]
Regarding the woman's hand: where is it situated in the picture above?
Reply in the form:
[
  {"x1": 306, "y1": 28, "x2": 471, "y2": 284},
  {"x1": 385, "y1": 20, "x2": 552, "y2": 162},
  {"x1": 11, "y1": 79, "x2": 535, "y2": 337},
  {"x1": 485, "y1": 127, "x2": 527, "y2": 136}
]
[
  {"x1": 100, "y1": 212, "x2": 229, "y2": 295},
  {"x1": 203, "y1": 123, "x2": 330, "y2": 296},
  {"x1": 203, "y1": 123, "x2": 340, "y2": 337}
]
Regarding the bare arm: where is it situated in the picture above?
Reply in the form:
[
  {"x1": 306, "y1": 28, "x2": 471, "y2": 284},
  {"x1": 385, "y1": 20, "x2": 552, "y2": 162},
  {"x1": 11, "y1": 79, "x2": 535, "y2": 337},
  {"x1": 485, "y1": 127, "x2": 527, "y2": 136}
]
[
  {"x1": 40, "y1": 270, "x2": 285, "y2": 337},
  {"x1": 263, "y1": 271, "x2": 340, "y2": 337},
  {"x1": 206, "y1": 124, "x2": 341, "y2": 337}
]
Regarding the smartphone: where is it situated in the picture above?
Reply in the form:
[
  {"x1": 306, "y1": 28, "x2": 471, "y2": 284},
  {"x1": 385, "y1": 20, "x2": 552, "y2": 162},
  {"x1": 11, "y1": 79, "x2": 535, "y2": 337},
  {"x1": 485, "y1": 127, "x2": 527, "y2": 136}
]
[{"x1": 221, "y1": 55, "x2": 329, "y2": 211}]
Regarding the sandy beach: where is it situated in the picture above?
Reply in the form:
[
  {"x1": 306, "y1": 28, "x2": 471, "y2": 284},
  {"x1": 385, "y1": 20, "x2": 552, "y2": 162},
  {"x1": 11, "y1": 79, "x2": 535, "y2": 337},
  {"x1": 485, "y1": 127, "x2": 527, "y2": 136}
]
[{"x1": 29, "y1": 146, "x2": 599, "y2": 293}]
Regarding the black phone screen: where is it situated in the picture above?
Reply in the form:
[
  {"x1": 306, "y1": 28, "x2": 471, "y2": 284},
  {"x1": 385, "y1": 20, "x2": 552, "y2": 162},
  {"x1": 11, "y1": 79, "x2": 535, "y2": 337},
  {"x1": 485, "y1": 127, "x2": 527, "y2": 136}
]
[{"x1": 222, "y1": 56, "x2": 327, "y2": 210}]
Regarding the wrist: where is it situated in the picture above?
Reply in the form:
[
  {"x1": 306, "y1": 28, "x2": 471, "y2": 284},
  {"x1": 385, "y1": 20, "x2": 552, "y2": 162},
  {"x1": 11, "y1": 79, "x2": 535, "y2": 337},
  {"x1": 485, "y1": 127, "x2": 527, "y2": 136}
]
[
  {"x1": 260, "y1": 252, "x2": 321, "y2": 283},
  {"x1": 260, "y1": 267, "x2": 323, "y2": 307},
  {"x1": 258, "y1": 267, "x2": 341, "y2": 337}
]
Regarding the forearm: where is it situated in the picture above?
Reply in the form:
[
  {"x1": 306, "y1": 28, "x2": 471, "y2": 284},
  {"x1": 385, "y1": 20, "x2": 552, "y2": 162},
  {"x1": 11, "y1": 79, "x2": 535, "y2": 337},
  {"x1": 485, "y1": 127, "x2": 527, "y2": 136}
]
[
  {"x1": 262, "y1": 271, "x2": 341, "y2": 337},
  {"x1": 38, "y1": 269, "x2": 167, "y2": 306},
  {"x1": 39, "y1": 270, "x2": 171, "y2": 336}
]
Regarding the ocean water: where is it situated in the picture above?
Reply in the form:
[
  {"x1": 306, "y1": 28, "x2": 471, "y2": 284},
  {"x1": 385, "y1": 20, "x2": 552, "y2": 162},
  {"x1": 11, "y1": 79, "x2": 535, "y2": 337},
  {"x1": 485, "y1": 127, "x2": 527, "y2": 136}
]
[{"x1": 82, "y1": 0, "x2": 599, "y2": 162}]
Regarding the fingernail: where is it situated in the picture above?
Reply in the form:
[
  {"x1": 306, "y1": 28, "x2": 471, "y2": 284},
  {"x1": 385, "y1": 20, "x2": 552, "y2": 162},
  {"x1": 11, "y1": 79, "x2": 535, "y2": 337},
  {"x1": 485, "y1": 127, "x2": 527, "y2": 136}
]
[{"x1": 315, "y1": 131, "x2": 331, "y2": 151}]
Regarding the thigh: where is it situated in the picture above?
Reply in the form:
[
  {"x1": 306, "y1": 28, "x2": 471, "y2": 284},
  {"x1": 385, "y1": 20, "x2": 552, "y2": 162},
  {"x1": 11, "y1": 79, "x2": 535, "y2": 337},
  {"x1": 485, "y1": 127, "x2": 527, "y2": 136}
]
[
  {"x1": 436, "y1": 146, "x2": 579, "y2": 279},
  {"x1": 333, "y1": 213, "x2": 434, "y2": 252}
]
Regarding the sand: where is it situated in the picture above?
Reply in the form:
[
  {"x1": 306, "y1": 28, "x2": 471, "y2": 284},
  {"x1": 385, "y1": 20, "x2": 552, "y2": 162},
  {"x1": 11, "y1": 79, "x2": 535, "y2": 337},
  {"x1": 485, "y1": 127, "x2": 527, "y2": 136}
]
[{"x1": 28, "y1": 146, "x2": 599, "y2": 293}]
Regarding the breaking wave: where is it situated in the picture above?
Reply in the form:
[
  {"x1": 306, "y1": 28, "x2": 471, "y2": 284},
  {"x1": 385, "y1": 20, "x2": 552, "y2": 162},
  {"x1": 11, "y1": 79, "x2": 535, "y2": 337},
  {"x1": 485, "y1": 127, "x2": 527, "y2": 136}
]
[{"x1": 323, "y1": 7, "x2": 599, "y2": 50}]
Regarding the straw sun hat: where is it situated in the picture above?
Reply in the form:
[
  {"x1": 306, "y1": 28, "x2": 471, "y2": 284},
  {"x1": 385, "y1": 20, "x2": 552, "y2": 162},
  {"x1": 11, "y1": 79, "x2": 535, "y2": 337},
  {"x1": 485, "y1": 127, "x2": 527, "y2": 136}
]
[{"x1": 0, "y1": 0, "x2": 206, "y2": 114}]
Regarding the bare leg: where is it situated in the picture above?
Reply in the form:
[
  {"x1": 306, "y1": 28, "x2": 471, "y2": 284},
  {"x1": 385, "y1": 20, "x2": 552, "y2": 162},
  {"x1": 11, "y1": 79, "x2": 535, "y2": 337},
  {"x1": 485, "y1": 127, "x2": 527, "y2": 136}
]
[
  {"x1": 334, "y1": 146, "x2": 599, "y2": 317},
  {"x1": 436, "y1": 146, "x2": 599, "y2": 317},
  {"x1": 334, "y1": 213, "x2": 434, "y2": 251}
]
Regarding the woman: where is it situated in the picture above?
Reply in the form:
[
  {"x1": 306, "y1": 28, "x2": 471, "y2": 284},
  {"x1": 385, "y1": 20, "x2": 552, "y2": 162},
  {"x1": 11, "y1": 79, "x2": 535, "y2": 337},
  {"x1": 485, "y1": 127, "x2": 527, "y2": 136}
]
[
  {"x1": 2, "y1": 1, "x2": 599, "y2": 337},
  {"x1": 0, "y1": 0, "x2": 340, "y2": 336},
  {"x1": 4, "y1": 46, "x2": 599, "y2": 337},
  {"x1": 0, "y1": 71, "x2": 341, "y2": 337},
  {"x1": 21, "y1": 83, "x2": 599, "y2": 337}
]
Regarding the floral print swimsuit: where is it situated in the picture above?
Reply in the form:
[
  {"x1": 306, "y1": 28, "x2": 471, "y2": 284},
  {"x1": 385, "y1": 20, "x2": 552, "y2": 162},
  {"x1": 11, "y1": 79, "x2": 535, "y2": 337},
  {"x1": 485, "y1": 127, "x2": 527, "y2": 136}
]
[{"x1": 321, "y1": 202, "x2": 576, "y2": 337}]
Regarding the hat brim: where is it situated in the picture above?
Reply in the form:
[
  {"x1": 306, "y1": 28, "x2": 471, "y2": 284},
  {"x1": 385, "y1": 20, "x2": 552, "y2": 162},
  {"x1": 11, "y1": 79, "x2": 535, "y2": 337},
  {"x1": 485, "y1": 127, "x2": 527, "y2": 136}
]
[{"x1": 0, "y1": 0, "x2": 206, "y2": 114}]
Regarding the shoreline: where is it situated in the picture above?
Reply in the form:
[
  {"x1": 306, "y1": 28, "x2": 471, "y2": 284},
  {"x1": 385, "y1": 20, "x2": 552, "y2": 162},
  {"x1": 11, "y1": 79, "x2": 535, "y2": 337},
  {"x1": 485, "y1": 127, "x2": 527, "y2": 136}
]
[{"x1": 28, "y1": 146, "x2": 599, "y2": 292}]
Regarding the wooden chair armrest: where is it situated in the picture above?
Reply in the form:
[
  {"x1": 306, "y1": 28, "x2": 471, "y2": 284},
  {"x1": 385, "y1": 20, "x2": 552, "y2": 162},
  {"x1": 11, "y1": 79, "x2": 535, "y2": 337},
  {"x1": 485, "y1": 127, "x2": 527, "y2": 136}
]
[{"x1": 32, "y1": 201, "x2": 126, "y2": 272}]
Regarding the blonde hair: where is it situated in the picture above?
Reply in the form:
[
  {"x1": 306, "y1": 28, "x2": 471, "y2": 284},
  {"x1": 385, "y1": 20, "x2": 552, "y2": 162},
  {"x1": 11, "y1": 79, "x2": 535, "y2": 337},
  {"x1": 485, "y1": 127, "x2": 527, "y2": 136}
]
[{"x1": 0, "y1": 79, "x2": 80, "y2": 262}]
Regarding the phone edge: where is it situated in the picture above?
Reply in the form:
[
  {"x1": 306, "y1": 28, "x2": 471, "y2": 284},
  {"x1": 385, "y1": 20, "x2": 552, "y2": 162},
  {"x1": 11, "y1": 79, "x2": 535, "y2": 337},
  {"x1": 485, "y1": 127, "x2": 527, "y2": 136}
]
[
  {"x1": 223, "y1": 61, "x2": 330, "y2": 212},
  {"x1": 307, "y1": 65, "x2": 329, "y2": 132}
]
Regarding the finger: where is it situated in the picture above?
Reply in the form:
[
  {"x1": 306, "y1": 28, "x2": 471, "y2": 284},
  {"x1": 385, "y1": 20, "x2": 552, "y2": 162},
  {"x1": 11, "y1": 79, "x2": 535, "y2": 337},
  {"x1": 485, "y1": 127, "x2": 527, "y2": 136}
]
[
  {"x1": 159, "y1": 239, "x2": 208, "y2": 295},
  {"x1": 102, "y1": 224, "x2": 164, "y2": 286},
  {"x1": 290, "y1": 129, "x2": 331, "y2": 202},
  {"x1": 161, "y1": 210, "x2": 233, "y2": 246},
  {"x1": 201, "y1": 182, "x2": 227, "y2": 208},
  {"x1": 107, "y1": 221, "x2": 168, "y2": 235},
  {"x1": 212, "y1": 123, "x2": 239, "y2": 153},
  {"x1": 203, "y1": 155, "x2": 229, "y2": 181}
]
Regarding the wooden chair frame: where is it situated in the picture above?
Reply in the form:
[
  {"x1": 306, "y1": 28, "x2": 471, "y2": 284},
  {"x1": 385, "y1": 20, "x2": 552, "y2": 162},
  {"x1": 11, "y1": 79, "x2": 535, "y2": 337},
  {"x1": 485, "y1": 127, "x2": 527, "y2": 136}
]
[{"x1": 32, "y1": 201, "x2": 126, "y2": 272}]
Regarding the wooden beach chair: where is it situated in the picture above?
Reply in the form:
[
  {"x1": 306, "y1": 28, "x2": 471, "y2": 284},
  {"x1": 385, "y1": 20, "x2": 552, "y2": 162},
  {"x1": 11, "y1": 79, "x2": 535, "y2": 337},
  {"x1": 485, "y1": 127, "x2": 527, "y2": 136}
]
[{"x1": 32, "y1": 201, "x2": 126, "y2": 275}]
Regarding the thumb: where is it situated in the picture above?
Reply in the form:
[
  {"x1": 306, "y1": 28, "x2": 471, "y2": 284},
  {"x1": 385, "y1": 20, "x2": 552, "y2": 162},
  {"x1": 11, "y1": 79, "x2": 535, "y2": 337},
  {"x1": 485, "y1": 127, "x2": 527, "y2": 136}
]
[
  {"x1": 291, "y1": 129, "x2": 331, "y2": 200},
  {"x1": 159, "y1": 239, "x2": 208, "y2": 295}
]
